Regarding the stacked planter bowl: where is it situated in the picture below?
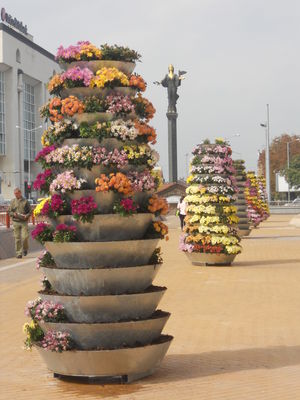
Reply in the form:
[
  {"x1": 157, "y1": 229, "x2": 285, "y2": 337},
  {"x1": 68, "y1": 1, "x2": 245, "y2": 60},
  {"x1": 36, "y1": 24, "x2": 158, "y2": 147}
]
[
  {"x1": 182, "y1": 140, "x2": 242, "y2": 266},
  {"x1": 31, "y1": 45, "x2": 172, "y2": 383},
  {"x1": 233, "y1": 160, "x2": 251, "y2": 237}
]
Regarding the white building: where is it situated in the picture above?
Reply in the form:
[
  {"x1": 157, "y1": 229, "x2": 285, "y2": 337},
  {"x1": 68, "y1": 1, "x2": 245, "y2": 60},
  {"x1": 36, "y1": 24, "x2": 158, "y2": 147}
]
[{"x1": 0, "y1": 10, "x2": 59, "y2": 199}]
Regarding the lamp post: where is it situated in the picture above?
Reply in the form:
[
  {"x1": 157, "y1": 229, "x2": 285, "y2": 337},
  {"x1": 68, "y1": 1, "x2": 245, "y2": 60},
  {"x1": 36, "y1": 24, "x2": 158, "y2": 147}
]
[
  {"x1": 16, "y1": 124, "x2": 42, "y2": 198},
  {"x1": 185, "y1": 152, "x2": 189, "y2": 179},
  {"x1": 260, "y1": 104, "x2": 271, "y2": 203},
  {"x1": 286, "y1": 138, "x2": 300, "y2": 202}
]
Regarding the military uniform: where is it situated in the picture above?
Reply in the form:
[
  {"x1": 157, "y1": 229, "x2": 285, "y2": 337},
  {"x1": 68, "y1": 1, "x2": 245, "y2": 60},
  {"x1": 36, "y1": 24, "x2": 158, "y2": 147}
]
[{"x1": 8, "y1": 197, "x2": 31, "y2": 257}]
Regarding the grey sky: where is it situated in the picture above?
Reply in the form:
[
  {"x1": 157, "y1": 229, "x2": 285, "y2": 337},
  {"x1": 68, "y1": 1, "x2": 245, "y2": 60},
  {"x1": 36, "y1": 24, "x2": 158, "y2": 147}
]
[{"x1": 5, "y1": 0, "x2": 300, "y2": 179}]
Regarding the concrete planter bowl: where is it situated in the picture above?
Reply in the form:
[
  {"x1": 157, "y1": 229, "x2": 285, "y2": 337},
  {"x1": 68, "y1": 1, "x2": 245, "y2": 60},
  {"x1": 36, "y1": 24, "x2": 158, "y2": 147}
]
[
  {"x1": 50, "y1": 214, "x2": 153, "y2": 242},
  {"x1": 72, "y1": 112, "x2": 136, "y2": 126},
  {"x1": 41, "y1": 264, "x2": 161, "y2": 295},
  {"x1": 66, "y1": 165, "x2": 146, "y2": 188},
  {"x1": 36, "y1": 335, "x2": 172, "y2": 383},
  {"x1": 65, "y1": 190, "x2": 119, "y2": 214},
  {"x1": 237, "y1": 217, "x2": 250, "y2": 224},
  {"x1": 61, "y1": 87, "x2": 137, "y2": 100},
  {"x1": 63, "y1": 137, "x2": 124, "y2": 151},
  {"x1": 64, "y1": 190, "x2": 151, "y2": 213},
  {"x1": 40, "y1": 286, "x2": 166, "y2": 323},
  {"x1": 44, "y1": 239, "x2": 159, "y2": 269},
  {"x1": 59, "y1": 60, "x2": 136, "y2": 75},
  {"x1": 39, "y1": 311, "x2": 170, "y2": 349},
  {"x1": 62, "y1": 138, "x2": 100, "y2": 147},
  {"x1": 238, "y1": 228, "x2": 251, "y2": 237},
  {"x1": 186, "y1": 252, "x2": 236, "y2": 266}
]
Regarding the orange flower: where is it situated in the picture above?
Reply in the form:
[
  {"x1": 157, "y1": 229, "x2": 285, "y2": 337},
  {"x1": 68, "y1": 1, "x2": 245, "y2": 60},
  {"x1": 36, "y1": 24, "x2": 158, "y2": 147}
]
[
  {"x1": 61, "y1": 96, "x2": 85, "y2": 117},
  {"x1": 134, "y1": 93, "x2": 156, "y2": 122},
  {"x1": 95, "y1": 173, "x2": 133, "y2": 195},
  {"x1": 49, "y1": 98, "x2": 63, "y2": 122},
  {"x1": 153, "y1": 221, "x2": 169, "y2": 240},
  {"x1": 129, "y1": 74, "x2": 147, "y2": 92},
  {"x1": 134, "y1": 120, "x2": 157, "y2": 144},
  {"x1": 148, "y1": 195, "x2": 169, "y2": 215},
  {"x1": 47, "y1": 74, "x2": 63, "y2": 94}
]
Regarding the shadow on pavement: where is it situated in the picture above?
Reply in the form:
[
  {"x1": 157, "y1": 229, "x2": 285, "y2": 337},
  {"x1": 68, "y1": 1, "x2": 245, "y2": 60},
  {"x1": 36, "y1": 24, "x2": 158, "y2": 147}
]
[
  {"x1": 234, "y1": 259, "x2": 300, "y2": 267},
  {"x1": 150, "y1": 345, "x2": 300, "y2": 382}
]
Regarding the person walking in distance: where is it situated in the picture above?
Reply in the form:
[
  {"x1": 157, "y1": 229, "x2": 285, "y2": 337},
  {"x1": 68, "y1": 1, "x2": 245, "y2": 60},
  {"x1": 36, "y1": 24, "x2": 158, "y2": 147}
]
[
  {"x1": 8, "y1": 188, "x2": 31, "y2": 259},
  {"x1": 177, "y1": 196, "x2": 186, "y2": 231}
]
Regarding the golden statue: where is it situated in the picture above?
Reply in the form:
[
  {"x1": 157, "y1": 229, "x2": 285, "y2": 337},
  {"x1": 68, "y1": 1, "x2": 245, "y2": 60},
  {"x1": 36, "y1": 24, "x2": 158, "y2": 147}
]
[{"x1": 155, "y1": 65, "x2": 186, "y2": 113}]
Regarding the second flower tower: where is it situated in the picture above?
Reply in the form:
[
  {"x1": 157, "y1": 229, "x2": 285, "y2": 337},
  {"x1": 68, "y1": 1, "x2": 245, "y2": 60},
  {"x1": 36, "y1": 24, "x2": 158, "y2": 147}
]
[{"x1": 182, "y1": 139, "x2": 242, "y2": 266}]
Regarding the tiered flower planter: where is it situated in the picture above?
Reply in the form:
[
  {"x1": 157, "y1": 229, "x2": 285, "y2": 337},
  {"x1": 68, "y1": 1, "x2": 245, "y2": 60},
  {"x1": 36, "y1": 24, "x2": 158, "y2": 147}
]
[
  {"x1": 233, "y1": 160, "x2": 251, "y2": 237},
  {"x1": 245, "y1": 171, "x2": 264, "y2": 227},
  {"x1": 182, "y1": 139, "x2": 242, "y2": 266},
  {"x1": 257, "y1": 176, "x2": 270, "y2": 221},
  {"x1": 25, "y1": 41, "x2": 172, "y2": 383}
]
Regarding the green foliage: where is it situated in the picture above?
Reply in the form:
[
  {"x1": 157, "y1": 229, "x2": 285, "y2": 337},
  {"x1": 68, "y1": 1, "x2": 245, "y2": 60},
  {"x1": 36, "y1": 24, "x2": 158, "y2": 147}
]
[
  {"x1": 23, "y1": 320, "x2": 44, "y2": 350},
  {"x1": 83, "y1": 96, "x2": 106, "y2": 113},
  {"x1": 149, "y1": 247, "x2": 163, "y2": 264},
  {"x1": 283, "y1": 154, "x2": 300, "y2": 189},
  {"x1": 79, "y1": 121, "x2": 111, "y2": 139},
  {"x1": 100, "y1": 44, "x2": 141, "y2": 62}
]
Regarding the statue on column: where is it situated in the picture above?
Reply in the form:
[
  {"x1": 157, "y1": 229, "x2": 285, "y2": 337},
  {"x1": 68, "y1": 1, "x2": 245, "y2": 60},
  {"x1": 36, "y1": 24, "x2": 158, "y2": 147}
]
[{"x1": 154, "y1": 65, "x2": 186, "y2": 113}]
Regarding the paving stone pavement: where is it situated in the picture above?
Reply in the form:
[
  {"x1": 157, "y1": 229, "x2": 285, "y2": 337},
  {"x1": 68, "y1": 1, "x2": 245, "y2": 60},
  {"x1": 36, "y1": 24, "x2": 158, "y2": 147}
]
[{"x1": 1, "y1": 214, "x2": 300, "y2": 399}]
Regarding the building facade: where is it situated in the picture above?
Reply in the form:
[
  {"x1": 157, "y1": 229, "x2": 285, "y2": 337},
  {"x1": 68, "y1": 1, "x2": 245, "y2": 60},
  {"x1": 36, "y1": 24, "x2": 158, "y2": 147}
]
[{"x1": 0, "y1": 15, "x2": 59, "y2": 199}]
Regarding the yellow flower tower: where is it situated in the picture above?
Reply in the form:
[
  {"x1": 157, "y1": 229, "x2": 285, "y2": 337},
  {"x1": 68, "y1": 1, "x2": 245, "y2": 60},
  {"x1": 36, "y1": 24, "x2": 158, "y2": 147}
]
[{"x1": 182, "y1": 138, "x2": 242, "y2": 266}]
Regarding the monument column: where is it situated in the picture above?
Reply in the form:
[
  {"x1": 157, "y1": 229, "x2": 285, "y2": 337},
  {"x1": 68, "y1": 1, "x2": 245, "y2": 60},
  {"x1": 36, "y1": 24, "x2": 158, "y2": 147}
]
[{"x1": 167, "y1": 111, "x2": 178, "y2": 182}]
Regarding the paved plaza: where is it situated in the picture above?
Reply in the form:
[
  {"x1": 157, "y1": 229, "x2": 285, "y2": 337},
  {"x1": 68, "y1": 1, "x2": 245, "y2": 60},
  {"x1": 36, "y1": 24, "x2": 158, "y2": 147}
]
[{"x1": 1, "y1": 214, "x2": 300, "y2": 399}]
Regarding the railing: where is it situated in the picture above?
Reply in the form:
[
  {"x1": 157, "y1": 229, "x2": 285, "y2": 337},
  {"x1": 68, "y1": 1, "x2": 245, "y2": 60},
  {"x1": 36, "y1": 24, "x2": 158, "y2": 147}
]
[
  {"x1": 0, "y1": 212, "x2": 38, "y2": 228},
  {"x1": 0, "y1": 204, "x2": 42, "y2": 228}
]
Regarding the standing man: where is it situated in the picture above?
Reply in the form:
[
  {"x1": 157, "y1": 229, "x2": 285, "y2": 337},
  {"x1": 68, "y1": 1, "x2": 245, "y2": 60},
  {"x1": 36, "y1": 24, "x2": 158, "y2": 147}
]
[{"x1": 8, "y1": 188, "x2": 31, "y2": 258}]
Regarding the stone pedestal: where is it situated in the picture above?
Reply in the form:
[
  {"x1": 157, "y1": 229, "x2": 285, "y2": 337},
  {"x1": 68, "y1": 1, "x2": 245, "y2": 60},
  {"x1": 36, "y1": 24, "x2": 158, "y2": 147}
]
[{"x1": 167, "y1": 112, "x2": 178, "y2": 182}]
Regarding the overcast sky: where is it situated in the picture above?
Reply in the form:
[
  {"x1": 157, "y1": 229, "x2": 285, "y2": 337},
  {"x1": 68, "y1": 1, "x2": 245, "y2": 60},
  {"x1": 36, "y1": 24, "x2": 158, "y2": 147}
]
[{"x1": 5, "y1": 0, "x2": 300, "y2": 179}]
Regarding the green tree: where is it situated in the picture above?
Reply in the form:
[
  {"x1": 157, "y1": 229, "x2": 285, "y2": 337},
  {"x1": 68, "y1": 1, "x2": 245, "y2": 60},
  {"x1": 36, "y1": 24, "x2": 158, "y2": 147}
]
[
  {"x1": 284, "y1": 155, "x2": 300, "y2": 189},
  {"x1": 258, "y1": 134, "x2": 300, "y2": 196}
]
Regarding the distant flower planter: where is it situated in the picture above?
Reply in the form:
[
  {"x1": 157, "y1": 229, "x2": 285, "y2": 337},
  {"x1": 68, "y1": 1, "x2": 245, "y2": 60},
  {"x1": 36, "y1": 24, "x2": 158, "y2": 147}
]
[
  {"x1": 60, "y1": 60, "x2": 136, "y2": 75},
  {"x1": 237, "y1": 228, "x2": 251, "y2": 237},
  {"x1": 186, "y1": 252, "x2": 236, "y2": 266}
]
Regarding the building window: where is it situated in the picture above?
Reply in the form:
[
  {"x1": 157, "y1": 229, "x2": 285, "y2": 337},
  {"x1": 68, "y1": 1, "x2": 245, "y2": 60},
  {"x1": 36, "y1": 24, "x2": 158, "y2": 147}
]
[
  {"x1": 0, "y1": 72, "x2": 5, "y2": 155},
  {"x1": 16, "y1": 49, "x2": 21, "y2": 63},
  {"x1": 23, "y1": 83, "x2": 36, "y2": 161}
]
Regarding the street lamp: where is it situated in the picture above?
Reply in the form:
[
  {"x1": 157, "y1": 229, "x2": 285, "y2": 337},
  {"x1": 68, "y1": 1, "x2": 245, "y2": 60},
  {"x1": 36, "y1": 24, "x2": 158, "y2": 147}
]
[
  {"x1": 260, "y1": 104, "x2": 271, "y2": 203},
  {"x1": 286, "y1": 137, "x2": 300, "y2": 202},
  {"x1": 16, "y1": 124, "x2": 42, "y2": 198},
  {"x1": 185, "y1": 152, "x2": 189, "y2": 179}
]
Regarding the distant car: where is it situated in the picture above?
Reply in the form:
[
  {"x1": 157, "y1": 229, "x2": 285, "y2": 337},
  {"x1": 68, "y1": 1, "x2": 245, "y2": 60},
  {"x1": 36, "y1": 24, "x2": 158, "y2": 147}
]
[{"x1": 284, "y1": 197, "x2": 300, "y2": 206}]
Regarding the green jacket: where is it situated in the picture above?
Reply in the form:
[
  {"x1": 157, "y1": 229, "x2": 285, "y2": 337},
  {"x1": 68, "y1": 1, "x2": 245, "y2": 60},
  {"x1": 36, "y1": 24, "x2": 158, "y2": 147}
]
[{"x1": 8, "y1": 197, "x2": 31, "y2": 222}]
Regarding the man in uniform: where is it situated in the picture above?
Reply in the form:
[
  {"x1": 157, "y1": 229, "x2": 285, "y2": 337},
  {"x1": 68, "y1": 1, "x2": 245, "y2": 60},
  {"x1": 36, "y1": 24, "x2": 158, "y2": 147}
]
[{"x1": 8, "y1": 188, "x2": 31, "y2": 258}]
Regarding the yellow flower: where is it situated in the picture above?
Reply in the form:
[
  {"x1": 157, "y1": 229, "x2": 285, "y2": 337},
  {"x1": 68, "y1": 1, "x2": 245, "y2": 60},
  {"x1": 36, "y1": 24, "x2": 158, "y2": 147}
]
[{"x1": 33, "y1": 197, "x2": 50, "y2": 217}]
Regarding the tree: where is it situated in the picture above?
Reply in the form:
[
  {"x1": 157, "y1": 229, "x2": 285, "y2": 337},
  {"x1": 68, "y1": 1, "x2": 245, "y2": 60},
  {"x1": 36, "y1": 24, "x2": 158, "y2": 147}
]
[
  {"x1": 258, "y1": 134, "x2": 300, "y2": 196},
  {"x1": 284, "y1": 155, "x2": 300, "y2": 189}
]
